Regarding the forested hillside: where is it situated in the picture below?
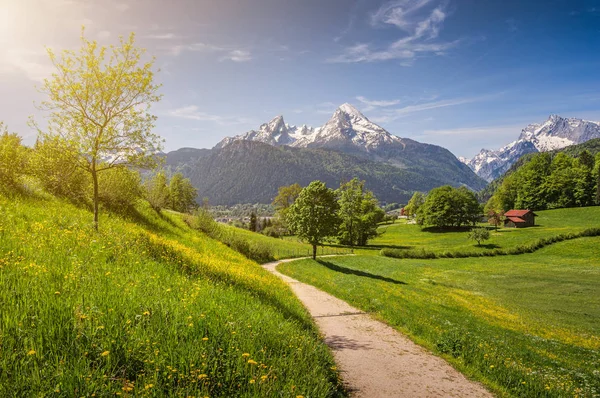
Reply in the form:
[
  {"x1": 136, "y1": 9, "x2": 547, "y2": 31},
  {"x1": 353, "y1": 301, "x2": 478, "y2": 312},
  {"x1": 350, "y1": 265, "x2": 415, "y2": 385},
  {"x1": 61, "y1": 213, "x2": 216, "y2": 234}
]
[
  {"x1": 479, "y1": 138, "x2": 600, "y2": 202},
  {"x1": 166, "y1": 141, "x2": 486, "y2": 205}
]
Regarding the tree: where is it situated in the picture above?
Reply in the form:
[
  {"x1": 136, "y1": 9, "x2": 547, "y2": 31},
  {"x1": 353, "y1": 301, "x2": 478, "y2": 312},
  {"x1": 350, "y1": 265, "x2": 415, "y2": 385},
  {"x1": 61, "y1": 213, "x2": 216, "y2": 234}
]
[
  {"x1": 336, "y1": 178, "x2": 384, "y2": 247},
  {"x1": 249, "y1": 212, "x2": 257, "y2": 232},
  {"x1": 0, "y1": 123, "x2": 28, "y2": 190},
  {"x1": 287, "y1": 181, "x2": 340, "y2": 259},
  {"x1": 169, "y1": 173, "x2": 198, "y2": 213},
  {"x1": 35, "y1": 30, "x2": 162, "y2": 230},
  {"x1": 418, "y1": 185, "x2": 480, "y2": 228},
  {"x1": 468, "y1": 227, "x2": 490, "y2": 246},
  {"x1": 145, "y1": 171, "x2": 170, "y2": 212},
  {"x1": 404, "y1": 191, "x2": 425, "y2": 218},
  {"x1": 272, "y1": 183, "x2": 302, "y2": 232}
]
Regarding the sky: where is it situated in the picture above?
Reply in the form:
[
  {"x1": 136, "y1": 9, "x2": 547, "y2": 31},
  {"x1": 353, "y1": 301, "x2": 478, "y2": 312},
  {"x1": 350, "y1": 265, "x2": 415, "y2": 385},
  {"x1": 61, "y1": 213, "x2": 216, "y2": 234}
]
[{"x1": 1, "y1": 0, "x2": 600, "y2": 158}]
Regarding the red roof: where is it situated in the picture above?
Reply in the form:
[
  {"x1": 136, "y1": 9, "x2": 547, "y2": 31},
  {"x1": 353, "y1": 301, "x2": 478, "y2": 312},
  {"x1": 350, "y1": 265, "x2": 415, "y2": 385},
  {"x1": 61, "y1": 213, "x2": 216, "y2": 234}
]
[
  {"x1": 506, "y1": 216, "x2": 526, "y2": 223},
  {"x1": 504, "y1": 209, "x2": 537, "y2": 217}
]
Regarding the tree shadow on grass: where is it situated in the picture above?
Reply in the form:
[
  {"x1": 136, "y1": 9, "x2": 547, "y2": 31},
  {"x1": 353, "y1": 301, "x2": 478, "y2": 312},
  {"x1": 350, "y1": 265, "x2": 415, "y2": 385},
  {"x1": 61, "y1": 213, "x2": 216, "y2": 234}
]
[
  {"x1": 317, "y1": 260, "x2": 407, "y2": 285},
  {"x1": 479, "y1": 243, "x2": 501, "y2": 249}
]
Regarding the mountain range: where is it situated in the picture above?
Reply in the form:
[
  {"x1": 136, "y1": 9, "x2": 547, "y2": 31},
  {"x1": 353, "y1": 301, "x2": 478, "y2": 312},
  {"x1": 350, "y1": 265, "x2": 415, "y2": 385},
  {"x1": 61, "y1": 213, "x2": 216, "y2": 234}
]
[
  {"x1": 460, "y1": 115, "x2": 600, "y2": 181},
  {"x1": 165, "y1": 103, "x2": 486, "y2": 205}
]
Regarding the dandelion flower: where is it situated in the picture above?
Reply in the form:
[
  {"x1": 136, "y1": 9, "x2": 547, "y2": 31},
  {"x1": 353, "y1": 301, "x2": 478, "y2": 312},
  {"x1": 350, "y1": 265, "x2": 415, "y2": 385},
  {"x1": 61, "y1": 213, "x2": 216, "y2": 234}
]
[
  {"x1": 27, "y1": 350, "x2": 36, "y2": 356},
  {"x1": 54, "y1": 291, "x2": 61, "y2": 295},
  {"x1": 101, "y1": 351, "x2": 110, "y2": 357},
  {"x1": 143, "y1": 311, "x2": 150, "y2": 316},
  {"x1": 202, "y1": 337, "x2": 208, "y2": 341},
  {"x1": 242, "y1": 353, "x2": 250, "y2": 357},
  {"x1": 249, "y1": 379, "x2": 255, "y2": 384},
  {"x1": 247, "y1": 359, "x2": 257, "y2": 365}
]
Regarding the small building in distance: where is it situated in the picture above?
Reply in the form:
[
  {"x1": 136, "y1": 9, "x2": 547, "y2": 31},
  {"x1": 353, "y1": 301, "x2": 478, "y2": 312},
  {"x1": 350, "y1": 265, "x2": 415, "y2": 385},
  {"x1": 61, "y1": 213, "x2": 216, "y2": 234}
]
[{"x1": 503, "y1": 209, "x2": 538, "y2": 228}]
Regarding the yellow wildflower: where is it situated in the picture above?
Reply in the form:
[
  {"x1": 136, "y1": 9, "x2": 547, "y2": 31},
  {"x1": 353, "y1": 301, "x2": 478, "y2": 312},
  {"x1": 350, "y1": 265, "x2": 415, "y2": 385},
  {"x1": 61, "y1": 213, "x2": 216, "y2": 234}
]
[
  {"x1": 202, "y1": 337, "x2": 208, "y2": 341},
  {"x1": 27, "y1": 350, "x2": 36, "y2": 356},
  {"x1": 242, "y1": 353, "x2": 250, "y2": 357},
  {"x1": 101, "y1": 351, "x2": 110, "y2": 357},
  {"x1": 247, "y1": 359, "x2": 257, "y2": 365}
]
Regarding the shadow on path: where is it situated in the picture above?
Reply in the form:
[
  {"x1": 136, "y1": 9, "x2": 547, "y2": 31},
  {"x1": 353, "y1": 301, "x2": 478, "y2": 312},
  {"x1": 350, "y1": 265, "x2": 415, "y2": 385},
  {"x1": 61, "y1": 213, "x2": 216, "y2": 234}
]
[
  {"x1": 317, "y1": 260, "x2": 407, "y2": 285},
  {"x1": 325, "y1": 335, "x2": 373, "y2": 351}
]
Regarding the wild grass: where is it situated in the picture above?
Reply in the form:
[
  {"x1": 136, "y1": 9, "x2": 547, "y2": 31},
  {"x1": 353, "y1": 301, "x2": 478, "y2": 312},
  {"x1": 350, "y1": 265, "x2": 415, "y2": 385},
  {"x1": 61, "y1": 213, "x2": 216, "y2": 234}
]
[
  {"x1": 0, "y1": 194, "x2": 343, "y2": 396},
  {"x1": 278, "y1": 239, "x2": 600, "y2": 397}
]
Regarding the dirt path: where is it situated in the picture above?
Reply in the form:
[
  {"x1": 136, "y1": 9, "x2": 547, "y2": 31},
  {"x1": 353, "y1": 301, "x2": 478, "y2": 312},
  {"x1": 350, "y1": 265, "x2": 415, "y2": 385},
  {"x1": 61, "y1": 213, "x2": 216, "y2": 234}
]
[{"x1": 263, "y1": 257, "x2": 494, "y2": 398}]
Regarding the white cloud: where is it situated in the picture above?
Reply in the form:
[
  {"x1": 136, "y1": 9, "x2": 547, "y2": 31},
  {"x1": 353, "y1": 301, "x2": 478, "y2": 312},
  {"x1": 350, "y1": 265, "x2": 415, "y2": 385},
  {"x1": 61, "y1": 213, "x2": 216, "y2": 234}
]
[
  {"x1": 221, "y1": 50, "x2": 252, "y2": 63},
  {"x1": 165, "y1": 42, "x2": 252, "y2": 62},
  {"x1": 97, "y1": 30, "x2": 111, "y2": 39},
  {"x1": 168, "y1": 105, "x2": 252, "y2": 125},
  {"x1": 370, "y1": 93, "x2": 502, "y2": 123},
  {"x1": 356, "y1": 95, "x2": 401, "y2": 111},
  {"x1": 330, "y1": 0, "x2": 457, "y2": 63},
  {"x1": 144, "y1": 33, "x2": 180, "y2": 40}
]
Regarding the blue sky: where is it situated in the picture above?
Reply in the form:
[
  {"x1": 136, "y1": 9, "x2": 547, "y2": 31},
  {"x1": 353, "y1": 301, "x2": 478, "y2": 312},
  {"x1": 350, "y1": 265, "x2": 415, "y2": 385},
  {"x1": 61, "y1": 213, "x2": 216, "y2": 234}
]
[{"x1": 1, "y1": 0, "x2": 600, "y2": 158}]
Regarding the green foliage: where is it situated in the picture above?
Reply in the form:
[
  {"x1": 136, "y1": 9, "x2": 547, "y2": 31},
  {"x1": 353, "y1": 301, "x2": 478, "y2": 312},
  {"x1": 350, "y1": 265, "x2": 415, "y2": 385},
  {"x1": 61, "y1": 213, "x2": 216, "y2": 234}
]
[
  {"x1": 488, "y1": 151, "x2": 598, "y2": 211},
  {"x1": 468, "y1": 227, "x2": 490, "y2": 246},
  {"x1": 144, "y1": 171, "x2": 170, "y2": 212},
  {"x1": 0, "y1": 194, "x2": 342, "y2": 396},
  {"x1": 169, "y1": 172, "x2": 198, "y2": 213},
  {"x1": 480, "y1": 138, "x2": 600, "y2": 205},
  {"x1": 279, "y1": 243, "x2": 600, "y2": 397},
  {"x1": 272, "y1": 183, "x2": 302, "y2": 233},
  {"x1": 404, "y1": 191, "x2": 425, "y2": 218},
  {"x1": 417, "y1": 185, "x2": 480, "y2": 228},
  {"x1": 97, "y1": 167, "x2": 143, "y2": 210},
  {"x1": 249, "y1": 212, "x2": 257, "y2": 232},
  {"x1": 288, "y1": 181, "x2": 340, "y2": 259},
  {"x1": 336, "y1": 178, "x2": 384, "y2": 246},
  {"x1": 0, "y1": 124, "x2": 28, "y2": 191},
  {"x1": 35, "y1": 30, "x2": 163, "y2": 230},
  {"x1": 29, "y1": 135, "x2": 89, "y2": 202}
]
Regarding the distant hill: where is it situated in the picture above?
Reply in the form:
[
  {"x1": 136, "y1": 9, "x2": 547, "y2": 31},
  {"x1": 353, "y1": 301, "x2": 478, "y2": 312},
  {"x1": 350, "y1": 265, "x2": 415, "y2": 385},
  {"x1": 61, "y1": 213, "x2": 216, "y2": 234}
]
[
  {"x1": 478, "y1": 138, "x2": 600, "y2": 202},
  {"x1": 166, "y1": 140, "x2": 484, "y2": 205}
]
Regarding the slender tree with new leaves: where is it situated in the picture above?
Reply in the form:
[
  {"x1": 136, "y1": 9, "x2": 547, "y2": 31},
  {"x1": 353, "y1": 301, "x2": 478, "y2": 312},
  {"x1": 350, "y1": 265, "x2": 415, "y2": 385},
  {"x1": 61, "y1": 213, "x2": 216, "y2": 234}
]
[{"x1": 35, "y1": 30, "x2": 163, "y2": 230}]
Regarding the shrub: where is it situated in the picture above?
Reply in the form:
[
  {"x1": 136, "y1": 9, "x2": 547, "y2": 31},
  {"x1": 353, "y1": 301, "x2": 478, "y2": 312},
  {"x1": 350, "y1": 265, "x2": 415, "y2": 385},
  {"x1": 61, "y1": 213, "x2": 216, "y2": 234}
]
[
  {"x1": 0, "y1": 126, "x2": 28, "y2": 191},
  {"x1": 29, "y1": 135, "x2": 89, "y2": 203},
  {"x1": 97, "y1": 167, "x2": 143, "y2": 211}
]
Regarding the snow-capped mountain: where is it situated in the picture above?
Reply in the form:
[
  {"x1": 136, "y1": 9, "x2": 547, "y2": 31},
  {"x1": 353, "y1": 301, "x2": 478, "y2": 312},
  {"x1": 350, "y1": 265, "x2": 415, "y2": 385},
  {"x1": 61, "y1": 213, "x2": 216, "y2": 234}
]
[
  {"x1": 214, "y1": 103, "x2": 486, "y2": 190},
  {"x1": 215, "y1": 115, "x2": 315, "y2": 149},
  {"x1": 215, "y1": 103, "x2": 401, "y2": 152},
  {"x1": 462, "y1": 115, "x2": 600, "y2": 181}
]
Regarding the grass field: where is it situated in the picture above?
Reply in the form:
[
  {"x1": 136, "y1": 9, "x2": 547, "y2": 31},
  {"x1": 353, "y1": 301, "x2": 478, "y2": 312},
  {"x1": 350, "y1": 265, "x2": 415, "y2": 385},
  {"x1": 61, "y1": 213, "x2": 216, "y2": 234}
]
[
  {"x1": 357, "y1": 206, "x2": 600, "y2": 256},
  {"x1": 278, "y1": 237, "x2": 600, "y2": 397},
  {"x1": 218, "y1": 224, "x2": 351, "y2": 260},
  {"x1": 0, "y1": 193, "x2": 343, "y2": 397}
]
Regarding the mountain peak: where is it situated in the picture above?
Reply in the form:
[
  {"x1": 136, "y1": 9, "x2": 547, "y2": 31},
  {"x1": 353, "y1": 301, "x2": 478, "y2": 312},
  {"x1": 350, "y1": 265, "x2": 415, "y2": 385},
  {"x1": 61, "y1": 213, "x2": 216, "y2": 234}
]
[{"x1": 337, "y1": 103, "x2": 366, "y2": 119}]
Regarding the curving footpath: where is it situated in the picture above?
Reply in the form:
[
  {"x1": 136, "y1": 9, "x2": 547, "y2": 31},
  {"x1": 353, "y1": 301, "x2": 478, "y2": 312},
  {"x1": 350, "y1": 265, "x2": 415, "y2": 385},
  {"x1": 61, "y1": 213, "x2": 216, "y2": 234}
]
[{"x1": 263, "y1": 257, "x2": 494, "y2": 398}]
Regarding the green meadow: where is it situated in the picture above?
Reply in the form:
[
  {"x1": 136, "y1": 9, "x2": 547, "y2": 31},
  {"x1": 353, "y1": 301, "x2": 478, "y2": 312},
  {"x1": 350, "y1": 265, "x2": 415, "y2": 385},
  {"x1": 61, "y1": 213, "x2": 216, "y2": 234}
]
[
  {"x1": 356, "y1": 206, "x2": 600, "y2": 256},
  {"x1": 0, "y1": 192, "x2": 344, "y2": 397},
  {"x1": 278, "y1": 211, "x2": 600, "y2": 397}
]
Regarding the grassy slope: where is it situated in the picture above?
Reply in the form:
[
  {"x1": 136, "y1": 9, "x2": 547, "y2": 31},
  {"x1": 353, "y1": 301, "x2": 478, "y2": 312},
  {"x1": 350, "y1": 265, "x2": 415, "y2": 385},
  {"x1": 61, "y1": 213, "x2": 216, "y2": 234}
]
[
  {"x1": 0, "y1": 193, "x2": 342, "y2": 397},
  {"x1": 219, "y1": 224, "x2": 352, "y2": 259},
  {"x1": 279, "y1": 239, "x2": 600, "y2": 397},
  {"x1": 358, "y1": 206, "x2": 600, "y2": 255}
]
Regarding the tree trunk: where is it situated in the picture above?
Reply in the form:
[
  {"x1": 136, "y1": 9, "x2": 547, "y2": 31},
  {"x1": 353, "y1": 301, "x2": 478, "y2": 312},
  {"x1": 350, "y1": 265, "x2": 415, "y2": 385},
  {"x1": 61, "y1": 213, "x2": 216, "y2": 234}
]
[
  {"x1": 312, "y1": 244, "x2": 317, "y2": 260},
  {"x1": 92, "y1": 168, "x2": 99, "y2": 231}
]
